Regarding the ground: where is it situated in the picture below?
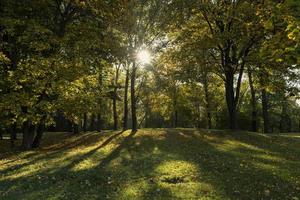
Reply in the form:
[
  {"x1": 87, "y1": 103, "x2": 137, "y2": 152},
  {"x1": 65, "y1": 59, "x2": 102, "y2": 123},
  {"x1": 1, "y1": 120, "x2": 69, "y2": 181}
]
[{"x1": 0, "y1": 129, "x2": 300, "y2": 200}]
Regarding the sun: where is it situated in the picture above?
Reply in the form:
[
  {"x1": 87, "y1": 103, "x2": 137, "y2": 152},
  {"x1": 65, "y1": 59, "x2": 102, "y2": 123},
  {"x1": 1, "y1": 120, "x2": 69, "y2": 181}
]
[{"x1": 137, "y1": 49, "x2": 151, "y2": 65}]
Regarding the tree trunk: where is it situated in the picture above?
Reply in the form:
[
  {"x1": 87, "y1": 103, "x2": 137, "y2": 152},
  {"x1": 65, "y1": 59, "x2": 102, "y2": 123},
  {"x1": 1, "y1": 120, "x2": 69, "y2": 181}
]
[
  {"x1": 197, "y1": 102, "x2": 201, "y2": 128},
  {"x1": 113, "y1": 98, "x2": 118, "y2": 130},
  {"x1": 97, "y1": 113, "x2": 102, "y2": 132},
  {"x1": 131, "y1": 62, "x2": 137, "y2": 132},
  {"x1": 113, "y1": 66, "x2": 120, "y2": 130},
  {"x1": 73, "y1": 122, "x2": 79, "y2": 134},
  {"x1": 261, "y1": 89, "x2": 270, "y2": 133},
  {"x1": 298, "y1": 118, "x2": 300, "y2": 132},
  {"x1": 67, "y1": 119, "x2": 73, "y2": 132},
  {"x1": 10, "y1": 124, "x2": 17, "y2": 148},
  {"x1": 279, "y1": 104, "x2": 286, "y2": 133},
  {"x1": 90, "y1": 114, "x2": 95, "y2": 131},
  {"x1": 172, "y1": 86, "x2": 178, "y2": 128},
  {"x1": 279, "y1": 100, "x2": 291, "y2": 133},
  {"x1": 98, "y1": 64, "x2": 104, "y2": 132},
  {"x1": 203, "y1": 73, "x2": 212, "y2": 129},
  {"x1": 31, "y1": 122, "x2": 45, "y2": 148},
  {"x1": 12, "y1": 123, "x2": 17, "y2": 140},
  {"x1": 248, "y1": 69, "x2": 257, "y2": 132},
  {"x1": 174, "y1": 110, "x2": 178, "y2": 128},
  {"x1": 21, "y1": 121, "x2": 35, "y2": 150},
  {"x1": 123, "y1": 68, "x2": 129, "y2": 131},
  {"x1": 225, "y1": 72, "x2": 237, "y2": 129},
  {"x1": 83, "y1": 113, "x2": 87, "y2": 132},
  {"x1": 223, "y1": 51, "x2": 246, "y2": 130}
]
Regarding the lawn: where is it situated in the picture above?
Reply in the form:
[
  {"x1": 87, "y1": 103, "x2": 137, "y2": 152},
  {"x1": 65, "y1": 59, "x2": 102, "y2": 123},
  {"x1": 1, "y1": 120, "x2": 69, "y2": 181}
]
[{"x1": 0, "y1": 129, "x2": 300, "y2": 200}]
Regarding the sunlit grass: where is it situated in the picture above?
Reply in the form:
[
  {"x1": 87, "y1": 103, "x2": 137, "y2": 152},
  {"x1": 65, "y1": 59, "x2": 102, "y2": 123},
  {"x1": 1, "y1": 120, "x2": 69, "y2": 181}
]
[{"x1": 0, "y1": 129, "x2": 300, "y2": 199}]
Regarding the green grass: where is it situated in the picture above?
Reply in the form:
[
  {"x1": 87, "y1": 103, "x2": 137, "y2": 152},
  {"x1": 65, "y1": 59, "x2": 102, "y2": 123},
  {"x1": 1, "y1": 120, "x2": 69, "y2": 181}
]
[{"x1": 1, "y1": 129, "x2": 300, "y2": 200}]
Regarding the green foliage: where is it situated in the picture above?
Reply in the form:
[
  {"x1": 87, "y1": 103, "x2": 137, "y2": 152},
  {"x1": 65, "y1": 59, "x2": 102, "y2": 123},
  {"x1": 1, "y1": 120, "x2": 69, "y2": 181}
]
[{"x1": 1, "y1": 0, "x2": 300, "y2": 141}]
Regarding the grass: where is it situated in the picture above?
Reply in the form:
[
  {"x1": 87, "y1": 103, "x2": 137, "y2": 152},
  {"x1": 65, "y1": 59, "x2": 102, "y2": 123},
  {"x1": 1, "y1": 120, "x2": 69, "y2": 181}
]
[{"x1": 0, "y1": 128, "x2": 300, "y2": 200}]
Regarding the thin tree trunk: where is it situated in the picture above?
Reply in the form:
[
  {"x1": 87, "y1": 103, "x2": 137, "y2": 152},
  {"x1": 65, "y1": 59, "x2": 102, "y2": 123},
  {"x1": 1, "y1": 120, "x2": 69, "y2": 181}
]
[
  {"x1": 131, "y1": 61, "x2": 137, "y2": 132},
  {"x1": 279, "y1": 99, "x2": 291, "y2": 133},
  {"x1": 67, "y1": 119, "x2": 73, "y2": 132},
  {"x1": 90, "y1": 114, "x2": 95, "y2": 131},
  {"x1": 10, "y1": 124, "x2": 17, "y2": 148},
  {"x1": 298, "y1": 118, "x2": 300, "y2": 132},
  {"x1": 197, "y1": 102, "x2": 201, "y2": 128},
  {"x1": 73, "y1": 122, "x2": 79, "y2": 134},
  {"x1": 138, "y1": 112, "x2": 147, "y2": 128},
  {"x1": 248, "y1": 69, "x2": 257, "y2": 132},
  {"x1": 55, "y1": 112, "x2": 62, "y2": 131},
  {"x1": 98, "y1": 64, "x2": 103, "y2": 132},
  {"x1": 172, "y1": 85, "x2": 178, "y2": 128},
  {"x1": 97, "y1": 113, "x2": 102, "y2": 132},
  {"x1": 113, "y1": 98, "x2": 118, "y2": 130},
  {"x1": 262, "y1": 89, "x2": 270, "y2": 133},
  {"x1": 113, "y1": 66, "x2": 120, "y2": 130},
  {"x1": 123, "y1": 68, "x2": 129, "y2": 131},
  {"x1": 203, "y1": 73, "x2": 212, "y2": 129},
  {"x1": 12, "y1": 123, "x2": 17, "y2": 140},
  {"x1": 174, "y1": 110, "x2": 178, "y2": 128},
  {"x1": 21, "y1": 121, "x2": 29, "y2": 149},
  {"x1": 173, "y1": 87, "x2": 178, "y2": 128},
  {"x1": 83, "y1": 113, "x2": 87, "y2": 132},
  {"x1": 279, "y1": 104, "x2": 285, "y2": 133}
]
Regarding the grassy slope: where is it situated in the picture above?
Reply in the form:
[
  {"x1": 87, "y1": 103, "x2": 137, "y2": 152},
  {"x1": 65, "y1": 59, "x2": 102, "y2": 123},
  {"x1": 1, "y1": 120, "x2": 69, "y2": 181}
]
[{"x1": 0, "y1": 129, "x2": 300, "y2": 200}]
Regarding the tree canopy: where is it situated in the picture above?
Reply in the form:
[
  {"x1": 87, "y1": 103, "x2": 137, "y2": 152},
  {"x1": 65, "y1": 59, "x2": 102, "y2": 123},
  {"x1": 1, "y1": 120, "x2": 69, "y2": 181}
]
[{"x1": 0, "y1": 0, "x2": 300, "y2": 149}]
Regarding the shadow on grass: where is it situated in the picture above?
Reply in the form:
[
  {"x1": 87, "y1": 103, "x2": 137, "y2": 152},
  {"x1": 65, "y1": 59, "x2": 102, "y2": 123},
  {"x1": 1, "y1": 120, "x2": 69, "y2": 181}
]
[
  {"x1": 0, "y1": 132, "x2": 107, "y2": 174},
  {"x1": 0, "y1": 129, "x2": 299, "y2": 199}
]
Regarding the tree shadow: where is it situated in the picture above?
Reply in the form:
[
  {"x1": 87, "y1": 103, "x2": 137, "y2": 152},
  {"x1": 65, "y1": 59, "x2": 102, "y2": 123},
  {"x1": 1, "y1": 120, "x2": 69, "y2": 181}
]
[
  {"x1": 161, "y1": 129, "x2": 300, "y2": 199},
  {"x1": 56, "y1": 130, "x2": 126, "y2": 171},
  {"x1": 0, "y1": 129, "x2": 299, "y2": 199},
  {"x1": 98, "y1": 130, "x2": 137, "y2": 169},
  {"x1": 0, "y1": 131, "x2": 122, "y2": 176}
]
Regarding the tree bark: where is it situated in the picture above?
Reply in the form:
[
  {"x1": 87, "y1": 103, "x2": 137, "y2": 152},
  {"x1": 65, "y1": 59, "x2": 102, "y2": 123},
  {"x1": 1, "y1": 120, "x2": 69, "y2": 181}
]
[
  {"x1": 174, "y1": 110, "x2": 178, "y2": 128},
  {"x1": 248, "y1": 69, "x2": 257, "y2": 132},
  {"x1": 97, "y1": 113, "x2": 102, "y2": 132},
  {"x1": 113, "y1": 65, "x2": 120, "y2": 130},
  {"x1": 224, "y1": 59, "x2": 245, "y2": 130},
  {"x1": 113, "y1": 97, "x2": 118, "y2": 130},
  {"x1": 279, "y1": 100, "x2": 291, "y2": 133},
  {"x1": 31, "y1": 122, "x2": 45, "y2": 148},
  {"x1": 196, "y1": 101, "x2": 201, "y2": 128},
  {"x1": 261, "y1": 89, "x2": 270, "y2": 133},
  {"x1": 225, "y1": 72, "x2": 237, "y2": 129},
  {"x1": 97, "y1": 64, "x2": 104, "y2": 132},
  {"x1": 123, "y1": 68, "x2": 129, "y2": 131},
  {"x1": 203, "y1": 73, "x2": 212, "y2": 129},
  {"x1": 67, "y1": 119, "x2": 73, "y2": 132},
  {"x1": 173, "y1": 86, "x2": 178, "y2": 128},
  {"x1": 10, "y1": 124, "x2": 17, "y2": 148},
  {"x1": 83, "y1": 113, "x2": 87, "y2": 132},
  {"x1": 90, "y1": 114, "x2": 95, "y2": 131},
  {"x1": 21, "y1": 121, "x2": 35, "y2": 150},
  {"x1": 131, "y1": 62, "x2": 137, "y2": 131},
  {"x1": 73, "y1": 122, "x2": 79, "y2": 134}
]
